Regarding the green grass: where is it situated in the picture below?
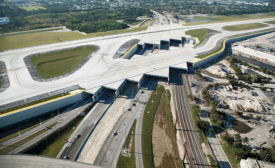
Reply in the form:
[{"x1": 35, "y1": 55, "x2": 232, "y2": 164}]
[
  {"x1": 183, "y1": 12, "x2": 275, "y2": 26},
  {"x1": 196, "y1": 29, "x2": 274, "y2": 59},
  {"x1": 38, "y1": 116, "x2": 83, "y2": 157},
  {"x1": 223, "y1": 23, "x2": 268, "y2": 31},
  {"x1": 222, "y1": 143, "x2": 240, "y2": 168},
  {"x1": 208, "y1": 155, "x2": 218, "y2": 168},
  {"x1": 185, "y1": 28, "x2": 209, "y2": 46},
  {"x1": 0, "y1": 26, "x2": 148, "y2": 51},
  {"x1": 158, "y1": 90, "x2": 182, "y2": 168},
  {"x1": 265, "y1": 20, "x2": 275, "y2": 25},
  {"x1": 0, "y1": 122, "x2": 57, "y2": 154},
  {"x1": 191, "y1": 105, "x2": 208, "y2": 144},
  {"x1": 142, "y1": 85, "x2": 164, "y2": 168},
  {"x1": 116, "y1": 120, "x2": 137, "y2": 168},
  {"x1": 20, "y1": 6, "x2": 46, "y2": 11},
  {"x1": 31, "y1": 46, "x2": 96, "y2": 79},
  {"x1": 0, "y1": 92, "x2": 69, "y2": 115},
  {"x1": 0, "y1": 122, "x2": 42, "y2": 143}
]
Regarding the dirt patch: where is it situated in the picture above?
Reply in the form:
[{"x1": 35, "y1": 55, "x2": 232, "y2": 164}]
[{"x1": 152, "y1": 91, "x2": 182, "y2": 168}]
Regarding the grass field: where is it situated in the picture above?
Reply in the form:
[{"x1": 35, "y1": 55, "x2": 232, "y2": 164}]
[
  {"x1": 223, "y1": 23, "x2": 268, "y2": 31},
  {"x1": 116, "y1": 120, "x2": 137, "y2": 168},
  {"x1": 0, "y1": 26, "x2": 147, "y2": 51},
  {"x1": 142, "y1": 85, "x2": 164, "y2": 168},
  {"x1": 31, "y1": 46, "x2": 96, "y2": 79},
  {"x1": 152, "y1": 89, "x2": 182, "y2": 168},
  {"x1": 0, "y1": 122, "x2": 57, "y2": 154},
  {"x1": 38, "y1": 116, "x2": 83, "y2": 157},
  {"x1": 196, "y1": 29, "x2": 274, "y2": 59},
  {"x1": 222, "y1": 143, "x2": 239, "y2": 168},
  {"x1": 183, "y1": 12, "x2": 275, "y2": 26},
  {"x1": 0, "y1": 121, "x2": 43, "y2": 143},
  {"x1": 265, "y1": 20, "x2": 275, "y2": 25},
  {"x1": 20, "y1": 6, "x2": 46, "y2": 11},
  {"x1": 185, "y1": 28, "x2": 209, "y2": 46}
]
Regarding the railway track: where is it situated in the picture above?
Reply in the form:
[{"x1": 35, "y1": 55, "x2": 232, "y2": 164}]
[{"x1": 171, "y1": 70, "x2": 209, "y2": 168}]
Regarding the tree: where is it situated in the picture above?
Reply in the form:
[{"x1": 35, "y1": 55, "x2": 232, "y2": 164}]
[
  {"x1": 197, "y1": 120, "x2": 210, "y2": 132},
  {"x1": 243, "y1": 137, "x2": 249, "y2": 145}
]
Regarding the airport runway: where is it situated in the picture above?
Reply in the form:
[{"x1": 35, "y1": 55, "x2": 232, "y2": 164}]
[{"x1": 0, "y1": 18, "x2": 274, "y2": 106}]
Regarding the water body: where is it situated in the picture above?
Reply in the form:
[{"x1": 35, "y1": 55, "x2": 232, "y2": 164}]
[{"x1": 189, "y1": 17, "x2": 214, "y2": 22}]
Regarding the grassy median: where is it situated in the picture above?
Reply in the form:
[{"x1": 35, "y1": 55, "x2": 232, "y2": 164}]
[
  {"x1": 185, "y1": 28, "x2": 209, "y2": 46},
  {"x1": 0, "y1": 26, "x2": 147, "y2": 51},
  {"x1": 116, "y1": 120, "x2": 137, "y2": 168},
  {"x1": 152, "y1": 89, "x2": 182, "y2": 168},
  {"x1": 223, "y1": 23, "x2": 268, "y2": 31},
  {"x1": 37, "y1": 116, "x2": 83, "y2": 157},
  {"x1": 265, "y1": 20, "x2": 275, "y2": 25},
  {"x1": 31, "y1": 46, "x2": 96, "y2": 79},
  {"x1": 0, "y1": 122, "x2": 57, "y2": 154},
  {"x1": 142, "y1": 85, "x2": 164, "y2": 168}
]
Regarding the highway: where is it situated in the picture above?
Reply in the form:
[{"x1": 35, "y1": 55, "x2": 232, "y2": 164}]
[
  {"x1": 0, "y1": 18, "x2": 274, "y2": 107},
  {"x1": 0, "y1": 99, "x2": 92, "y2": 154},
  {"x1": 59, "y1": 90, "x2": 115, "y2": 160},
  {"x1": 91, "y1": 80, "x2": 157, "y2": 168},
  {"x1": 171, "y1": 70, "x2": 209, "y2": 167}
]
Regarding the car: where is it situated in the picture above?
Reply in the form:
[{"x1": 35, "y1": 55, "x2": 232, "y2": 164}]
[
  {"x1": 141, "y1": 90, "x2": 144, "y2": 94},
  {"x1": 128, "y1": 108, "x2": 131, "y2": 111},
  {"x1": 113, "y1": 132, "x2": 118, "y2": 136},
  {"x1": 133, "y1": 103, "x2": 136, "y2": 106},
  {"x1": 75, "y1": 134, "x2": 81, "y2": 138},
  {"x1": 63, "y1": 156, "x2": 69, "y2": 160}
]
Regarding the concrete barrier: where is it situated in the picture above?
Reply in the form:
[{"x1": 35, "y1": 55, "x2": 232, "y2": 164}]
[
  {"x1": 192, "y1": 29, "x2": 275, "y2": 68},
  {"x1": 121, "y1": 44, "x2": 138, "y2": 59},
  {"x1": 0, "y1": 90, "x2": 84, "y2": 128}
]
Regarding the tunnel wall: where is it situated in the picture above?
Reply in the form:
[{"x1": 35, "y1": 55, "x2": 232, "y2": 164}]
[
  {"x1": 192, "y1": 29, "x2": 275, "y2": 68},
  {"x1": 0, "y1": 91, "x2": 84, "y2": 128}
]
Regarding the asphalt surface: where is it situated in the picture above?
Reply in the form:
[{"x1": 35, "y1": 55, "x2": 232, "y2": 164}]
[
  {"x1": 134, "y1": 80, "x2": 158, "y2": 168},
  {"x1": 0, "y1": 18, "x2": 274, "y2": 106},
  {"x1": 59, "y1": 90, "x2": 115, "y2": 160},
  {"x1": 0, "y1": 99, "x2": 92, "y2": 154},
  {"x1": 91, "y1": 79, "x2": 157, "y2": 168},
  {"x1": 171, "y1": 70, "x2": 209, "y2": 167}
]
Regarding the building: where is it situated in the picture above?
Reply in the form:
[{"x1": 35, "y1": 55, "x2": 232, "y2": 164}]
[
  {"x1": 240, "y1": 158, "x2": 275, "y2": 168},
  {"x1": 0, "y1": 17, "x2": 10, "y2": 25}
]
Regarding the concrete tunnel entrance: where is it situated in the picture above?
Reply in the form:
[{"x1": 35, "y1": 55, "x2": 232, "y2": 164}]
[
  {"x1": 170, "y1": 39, "x2": 182, "y2": 47},
  {"x1": 160, "y1": 40, "x2": 170, "y2": 50}
]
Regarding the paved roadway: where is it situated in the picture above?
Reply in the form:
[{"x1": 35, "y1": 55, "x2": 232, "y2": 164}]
[
  {"x1": 134, "y1": 79, "x2": 158, "y2": 168},
  {"x1": 59, "y1": 90, "x2": 115, "y2": 160},
  {"x1": 91, "y1": 79, "x2": 157, "y2": 168},
  {"x1": 0, "y1": 18, "x2": 274, "y2": 106},
  {"x1": 171, "y1": 70, "x2": 209, "y2": 167},
  {"x1": 0, "y1": 99, "x2": 92, "y2": 154}
]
